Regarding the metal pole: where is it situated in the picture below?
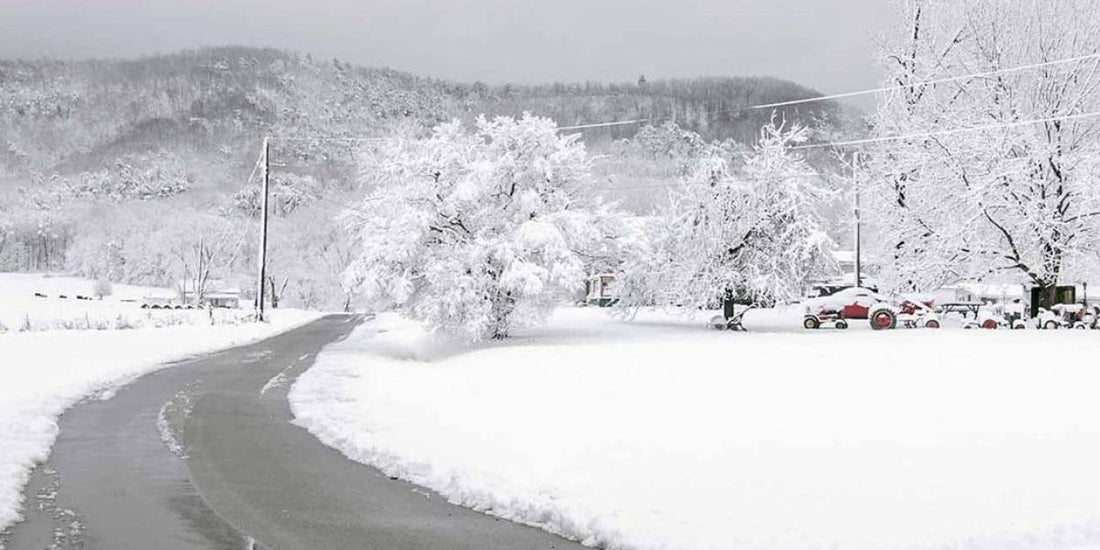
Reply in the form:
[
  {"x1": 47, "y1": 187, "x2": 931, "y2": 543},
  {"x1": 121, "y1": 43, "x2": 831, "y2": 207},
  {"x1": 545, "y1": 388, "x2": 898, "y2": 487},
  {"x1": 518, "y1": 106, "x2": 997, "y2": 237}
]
[
  {"x1": 853, "y1": 151, "x2": 862, "y2": 289},
  {"x1": 256, "y1": 137, "x2": 271, "y2": 322}
]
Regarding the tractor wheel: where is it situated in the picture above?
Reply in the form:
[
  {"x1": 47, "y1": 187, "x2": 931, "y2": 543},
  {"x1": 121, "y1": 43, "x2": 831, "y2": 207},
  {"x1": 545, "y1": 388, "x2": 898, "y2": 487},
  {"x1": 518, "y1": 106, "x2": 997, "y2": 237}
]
[
  {"x1": 982, "y1": 319, "x2": 998, "y2": 330},
  {"x1": 1013, "y1": 321, "x2": 1027, "y2": 330},
  {"x1": 710, "y1": 315, "x2": 729, "y2": 331},
  {"x1": 870, "y1": 309, "x2": 897, "y2": 330},
  {"x1": 1075, "y1": 323, "x2": 1087, "y2": 330},
  {"x1": 1044, "y1": 320, "x2": 1060, "y2": 330},
  {"x1": 803, "y1": 316, "x2": 821, "y2": 330},
  {"x1": 925, "y1": 319, "x2": 941, "y2": 329},
  {"x1": 835, "y1": 319, "x2": 849, "y2": 330}
]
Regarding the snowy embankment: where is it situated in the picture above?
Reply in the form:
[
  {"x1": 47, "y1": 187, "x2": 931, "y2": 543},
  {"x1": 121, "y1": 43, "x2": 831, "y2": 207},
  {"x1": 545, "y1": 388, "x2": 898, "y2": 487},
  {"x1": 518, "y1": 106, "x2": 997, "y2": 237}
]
[
  {"x1": 291, "y1": 307, "x2": 1100, "y2": 550},
  {"x1": 0, "y1": 308, "x2": 323, "y2": 532}
]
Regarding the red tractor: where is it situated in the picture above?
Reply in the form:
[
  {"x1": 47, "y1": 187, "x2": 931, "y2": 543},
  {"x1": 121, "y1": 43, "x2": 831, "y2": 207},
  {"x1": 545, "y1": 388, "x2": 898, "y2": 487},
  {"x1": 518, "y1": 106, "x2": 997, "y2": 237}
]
[
  {"x1": 803, "y1": 288, "x2": 941, "y2": 330},
  {"x1": 867, "y1": 299, "x2": 941, "y2": 330}
]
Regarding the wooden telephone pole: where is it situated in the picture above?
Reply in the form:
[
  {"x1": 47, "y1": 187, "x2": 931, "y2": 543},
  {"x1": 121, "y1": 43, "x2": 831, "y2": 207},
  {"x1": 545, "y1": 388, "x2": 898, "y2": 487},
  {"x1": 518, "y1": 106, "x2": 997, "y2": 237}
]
[
  {"x1": 853, "y1": 151, "x2": 863, "y2": 289},
  {"x1": 255, "y1": 137, "x2": 271, "y2": 321}
]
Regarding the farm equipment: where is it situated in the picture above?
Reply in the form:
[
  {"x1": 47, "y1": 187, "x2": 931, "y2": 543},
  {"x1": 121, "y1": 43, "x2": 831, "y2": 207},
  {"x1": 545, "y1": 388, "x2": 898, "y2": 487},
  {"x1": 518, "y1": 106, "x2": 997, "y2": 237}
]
[
  {"x1": 867, "y1": 299, "x2": 942, "y2": 330},
  {"x1": 1037, "y1": 304, "x2": 1098, "y2": 330},
  {"x1": 710, "y1": 306, "x2": 755, "y2": 332},
  {"x1": 962, "y1": 311, "x2": 1026, "y2": 330},
  {"x1": 802, "y1": 287, "x2": 875, "y2": 330},
  {"x1": 802, "y1": 307, "x2": 850, "y2": 330},
  {"x1": 802, "y1": 287, "x2": 940, "y2": 330},
  {"x1": 961, "y1": 304, "x2": 1027, "y2": 330}
]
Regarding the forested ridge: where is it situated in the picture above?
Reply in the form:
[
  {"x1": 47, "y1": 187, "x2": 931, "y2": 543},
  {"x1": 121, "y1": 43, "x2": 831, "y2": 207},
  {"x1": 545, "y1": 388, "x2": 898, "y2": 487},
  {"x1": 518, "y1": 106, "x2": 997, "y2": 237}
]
[
  {"x1": 1, "y1": 46, "x2": 850, "y2": 182},
  {"x1": 0, "y1": 46, "x2": 855, "y2": 308}
]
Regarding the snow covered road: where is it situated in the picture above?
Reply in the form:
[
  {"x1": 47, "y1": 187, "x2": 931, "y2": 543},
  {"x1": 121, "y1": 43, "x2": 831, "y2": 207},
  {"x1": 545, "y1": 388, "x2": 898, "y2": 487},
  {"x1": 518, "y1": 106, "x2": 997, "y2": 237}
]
[
  {"x1": 290, "y1": 308, "x2": 1100, "y2": 550},
  {"x1": 2, "y1": 314, "x2": 587, "y2": 550},
  {"x1": 0, "y1": 309, "x2": 322, "y2": 534}
]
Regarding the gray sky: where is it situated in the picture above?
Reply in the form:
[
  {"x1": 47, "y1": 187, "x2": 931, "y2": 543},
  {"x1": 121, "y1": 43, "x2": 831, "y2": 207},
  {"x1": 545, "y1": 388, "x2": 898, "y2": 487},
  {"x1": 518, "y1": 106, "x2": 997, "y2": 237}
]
[{"x1": 0, "y1": 0, "x2": 890, "y2": 95}]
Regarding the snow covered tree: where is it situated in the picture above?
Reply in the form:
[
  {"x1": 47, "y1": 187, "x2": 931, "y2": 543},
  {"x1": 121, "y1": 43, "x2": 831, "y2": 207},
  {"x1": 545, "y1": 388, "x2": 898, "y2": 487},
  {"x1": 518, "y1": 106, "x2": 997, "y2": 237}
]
[
  {"x1": 93, "y1": 278, "x2": 113, "y2": 300},
  {"x1": 618, "y1": 121, "x2": 836, "y2": 313},
  {"x1": 230, "y1": 172, "x2": 321, "y2": 218},
  {"x1": 635, "y1": 121, "x2": 707, "y2": 161},
  {"x1": 161, "y1": 213, "x2": 249, "y2": 304},
  {"x1": 866, "y1": 0, "x2": 1100, "y2": 294},
  {"x1": 346, "y1": 114, "x2": 602, "y2": 340},
  {"x1": 0, "y1": 213, "x2": 12, "y2": 266},
  {"x1": 312, "y1": 208, "x2": 362, "y2": 311}
]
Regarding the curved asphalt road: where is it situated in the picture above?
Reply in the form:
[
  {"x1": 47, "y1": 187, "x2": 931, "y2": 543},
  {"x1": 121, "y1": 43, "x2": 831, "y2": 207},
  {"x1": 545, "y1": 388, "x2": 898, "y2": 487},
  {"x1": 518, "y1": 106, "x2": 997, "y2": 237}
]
[{"x1": 2, "y1": 315, "x2": 585, "y2": 550}]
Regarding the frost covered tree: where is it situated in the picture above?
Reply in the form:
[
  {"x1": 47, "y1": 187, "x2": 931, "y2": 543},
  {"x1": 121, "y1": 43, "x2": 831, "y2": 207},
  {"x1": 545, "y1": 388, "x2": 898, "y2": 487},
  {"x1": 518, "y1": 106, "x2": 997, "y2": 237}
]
[
  {"x1": 93, "y1": 278, "x2": 113, "y2": 300},
  {"x1": 0, "y1": 214, "x2": 13, "y2": 265},
  {"x1": 866, "y1": 0, "x2": 1100, "y2": 294},
  {"x1": 162, "y1": 213, "x2": 248, "y2": 304},
  {"x1": 230, "y1": 172, "x2": 321, "y2": 218},
  {"x1": 346, "y1": 114, "x2": 603, "y2": 340},
  {"x1": 617, "y1": 122, "x2": 836, "y2": 314}
]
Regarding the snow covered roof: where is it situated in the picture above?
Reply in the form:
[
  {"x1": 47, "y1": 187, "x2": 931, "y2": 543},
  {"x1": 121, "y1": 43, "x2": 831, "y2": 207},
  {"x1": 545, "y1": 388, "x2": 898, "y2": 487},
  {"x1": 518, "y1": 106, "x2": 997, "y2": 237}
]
[{"x1": 178, "y1": 280, "x2": 242, "y2": 295}]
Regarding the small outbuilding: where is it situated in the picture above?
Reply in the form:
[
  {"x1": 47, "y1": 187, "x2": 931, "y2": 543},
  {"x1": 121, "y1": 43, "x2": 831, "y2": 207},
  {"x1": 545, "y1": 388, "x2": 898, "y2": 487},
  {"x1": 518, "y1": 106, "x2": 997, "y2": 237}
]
[
  {"x1": 586, "y1": 274, "x2": 617, "y2": 307},
  {"x1": 179, "y1": 280, "x2": 242, "y2": 309}
]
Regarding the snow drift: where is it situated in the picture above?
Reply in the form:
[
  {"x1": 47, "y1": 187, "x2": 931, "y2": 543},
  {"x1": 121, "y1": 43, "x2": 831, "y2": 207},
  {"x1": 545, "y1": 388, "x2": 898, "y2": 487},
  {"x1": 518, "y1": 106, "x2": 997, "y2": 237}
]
[{"x1": 290, "y1": 308, "x2": 1100, "y2": 550}]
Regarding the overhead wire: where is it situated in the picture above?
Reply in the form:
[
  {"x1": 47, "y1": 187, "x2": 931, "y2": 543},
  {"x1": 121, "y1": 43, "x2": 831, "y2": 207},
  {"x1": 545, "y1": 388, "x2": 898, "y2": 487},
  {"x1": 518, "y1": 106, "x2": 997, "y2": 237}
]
[
  {"x1": 252, "y1": 52, "x2": 1100, "y2": 147},
  {"x1": 557, "y1": 52, "x2": 1100, "y2": 133},
  {"x1": 789, "y1": 109, "x2": 1100, "y2": 151},
  {"x1": 253, "y1": 51, "x2": 1100, "y2": 207}
]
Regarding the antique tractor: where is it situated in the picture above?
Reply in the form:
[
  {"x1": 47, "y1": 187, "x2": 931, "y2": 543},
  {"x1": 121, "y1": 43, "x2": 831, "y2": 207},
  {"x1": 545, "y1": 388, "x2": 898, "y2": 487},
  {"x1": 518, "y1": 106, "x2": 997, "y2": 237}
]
[{"x1": 867, "y1": 298, "x2": 942, "y2": 330}]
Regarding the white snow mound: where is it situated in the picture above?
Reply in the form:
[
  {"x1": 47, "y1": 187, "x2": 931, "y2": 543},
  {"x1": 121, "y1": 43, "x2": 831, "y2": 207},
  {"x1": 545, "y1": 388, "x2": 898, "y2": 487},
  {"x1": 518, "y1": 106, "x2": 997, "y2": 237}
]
[{"x1": 290, "y1": 307, "x2": 1100, "y2": 550}]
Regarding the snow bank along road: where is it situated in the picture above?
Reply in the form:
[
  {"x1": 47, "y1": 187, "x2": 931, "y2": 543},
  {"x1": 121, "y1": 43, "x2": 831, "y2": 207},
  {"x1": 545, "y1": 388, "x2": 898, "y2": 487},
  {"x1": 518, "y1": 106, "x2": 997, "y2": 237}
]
[
  {"x1": 0, "y1": 309, "x2": 322, "y2": 536},
  {"x1": 291, "y1": 309, "x2": 1100, "y2": 550},
  {"x1": 1, "y1": 314, "x2": 585, "y2": 550}
]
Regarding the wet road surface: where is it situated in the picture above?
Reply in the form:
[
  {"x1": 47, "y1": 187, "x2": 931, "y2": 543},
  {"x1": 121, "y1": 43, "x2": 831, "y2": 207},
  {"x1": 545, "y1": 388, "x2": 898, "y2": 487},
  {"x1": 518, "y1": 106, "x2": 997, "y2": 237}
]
[{"x1": 2, "y1": 314, "x2": 585, "y2": 550}]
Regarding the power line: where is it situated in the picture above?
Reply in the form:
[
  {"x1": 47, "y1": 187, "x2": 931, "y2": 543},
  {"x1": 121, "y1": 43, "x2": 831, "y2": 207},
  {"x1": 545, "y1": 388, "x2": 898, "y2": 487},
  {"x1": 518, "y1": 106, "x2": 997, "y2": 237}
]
[
  {"x1": 242, "y1": 148, "x2": 265, "y2": 190},
  {"x1": 257, "y1": 54, "x2": 1100, "y2": 211},
  {"x1": 267, "y1": 136, "x2": 392, "y2": 143},
  {"x1": 750, "y1": 52, "x2": 1100, "y2": 112},
  {"x1": 556, "y1": 52, "x2": 1100, "y2": 133},
  {"x1": 589, "y1": 156, "x2": 1039, "y2": 192},
  {"x1": 593, "y1": 172, "x2": 824, "y2": 192},
  {"x1": 256, "y1": 115, "x2": 1071, "y2": 205},
  {"x1": 558, "y1": 119, "x2": 651, "y2": 131},
  {"x1": 310, "y1": 194, "x2": 372, "y2": 212},
  {"x1": 249, "y1": 52, "x2": 1100, "y2": 146},
  {"x1": 789, "y1": 109, "x2": 1100, "y2": 151}
]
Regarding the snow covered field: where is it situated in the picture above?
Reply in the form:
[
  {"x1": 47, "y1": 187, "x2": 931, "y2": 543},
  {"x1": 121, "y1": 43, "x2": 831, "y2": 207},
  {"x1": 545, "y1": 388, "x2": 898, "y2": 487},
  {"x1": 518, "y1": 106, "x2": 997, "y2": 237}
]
[
  {"x1": 0, "y1": 302, "x2": 322, "y2": 532},
  {"x1": 0, "y1": 273, "x2": 254, "y2": 332},
  {"x1": 291, "y1": 307, "x2": 1100, "y2": 550}
]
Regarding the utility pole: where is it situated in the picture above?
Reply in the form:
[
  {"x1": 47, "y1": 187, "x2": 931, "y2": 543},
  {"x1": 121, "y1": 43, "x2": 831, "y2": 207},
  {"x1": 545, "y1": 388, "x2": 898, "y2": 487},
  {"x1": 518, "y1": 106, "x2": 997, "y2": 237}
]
[
  {"x1": 853, "y1": 151, "x2": 862, "y2": 289},
  {"x1": 255, "y1": 137, "x2": 271, "y2": 322}
]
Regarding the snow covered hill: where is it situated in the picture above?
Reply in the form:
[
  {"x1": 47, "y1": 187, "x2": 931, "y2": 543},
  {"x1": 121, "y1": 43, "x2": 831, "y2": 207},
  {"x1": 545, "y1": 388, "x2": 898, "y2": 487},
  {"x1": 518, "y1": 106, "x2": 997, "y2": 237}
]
[{"x1": 291, "y1": 307, "x2": 1100, "y2": 550}]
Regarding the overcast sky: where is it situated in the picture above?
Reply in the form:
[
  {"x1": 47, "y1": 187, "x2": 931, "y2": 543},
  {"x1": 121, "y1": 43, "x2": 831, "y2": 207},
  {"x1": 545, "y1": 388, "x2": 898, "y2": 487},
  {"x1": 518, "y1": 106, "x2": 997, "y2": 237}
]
[{"x1": 0, "y1": 0, "x2": 890, "y2": 95}]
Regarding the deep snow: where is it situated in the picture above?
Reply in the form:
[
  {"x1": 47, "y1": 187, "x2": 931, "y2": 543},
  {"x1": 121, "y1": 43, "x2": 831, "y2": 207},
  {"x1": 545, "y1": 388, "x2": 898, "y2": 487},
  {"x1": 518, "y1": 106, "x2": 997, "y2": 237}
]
[
  {"x1": 0, "y1": 307, "x2": 322, "y2": 532},
  {"x1": 0, "y1": 273, "x2": 253, "y2": 332},
  {"x1": 290, "y1": 307, "x2": 1100, "y2": 550}
]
